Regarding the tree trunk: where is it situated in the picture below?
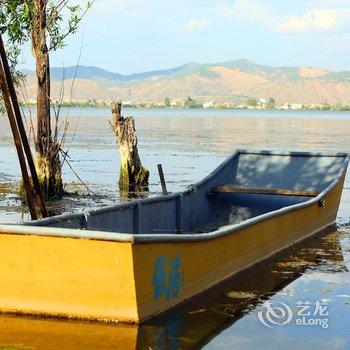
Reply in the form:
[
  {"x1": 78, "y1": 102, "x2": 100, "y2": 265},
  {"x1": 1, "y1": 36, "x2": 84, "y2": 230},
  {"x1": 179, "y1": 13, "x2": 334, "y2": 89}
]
[
  {"x1": 31, "y1": 0, "x2": 63, "y2": 198},
  {"x1": 35, "y1": 45, "x2": 51, "y2": 156},
  {"x1": 111, "y1": 102, "x2": 149, "y2": 198}
]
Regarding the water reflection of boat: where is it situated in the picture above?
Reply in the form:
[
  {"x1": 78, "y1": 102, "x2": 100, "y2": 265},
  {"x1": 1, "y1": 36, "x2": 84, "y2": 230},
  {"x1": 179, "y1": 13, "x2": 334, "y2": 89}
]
[
  {"x1": 0, "y1": 230, "x2": 345, "y2": 349},
  {"x1": 0, "y1": 150, "x2": 348, "y2": 323},
  {"x1": 138, "y1": 230, "x2": 347, "y2": 349}
]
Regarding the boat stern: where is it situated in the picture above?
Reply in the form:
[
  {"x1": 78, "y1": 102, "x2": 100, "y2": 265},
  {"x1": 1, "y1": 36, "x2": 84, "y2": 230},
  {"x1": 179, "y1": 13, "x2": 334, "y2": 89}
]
[{"x1": 0, "y1": 226, "x2": 139, "y2": 323}]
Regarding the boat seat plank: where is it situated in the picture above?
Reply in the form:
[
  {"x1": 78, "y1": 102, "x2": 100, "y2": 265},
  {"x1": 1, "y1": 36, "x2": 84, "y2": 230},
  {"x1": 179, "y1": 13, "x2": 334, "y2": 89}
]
[{"x1": 211, "y1": 185, "x2": 319, "y2": 197}]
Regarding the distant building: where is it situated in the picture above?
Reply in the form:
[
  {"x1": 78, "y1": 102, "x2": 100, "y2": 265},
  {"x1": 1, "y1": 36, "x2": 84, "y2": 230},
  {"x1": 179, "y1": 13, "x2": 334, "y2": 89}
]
[
  {"x1": 203, "y1": 101, "x2": 215, "y2": 108},
  {"x1": 291, "y1": 104, "x2": 303, "y2": 110},
  {"x1": 259, "y1": 98, "x2": 267, "y2": 105},
  {"x1": 170, "y1": 100, "x2": 182, "y2": 107}
]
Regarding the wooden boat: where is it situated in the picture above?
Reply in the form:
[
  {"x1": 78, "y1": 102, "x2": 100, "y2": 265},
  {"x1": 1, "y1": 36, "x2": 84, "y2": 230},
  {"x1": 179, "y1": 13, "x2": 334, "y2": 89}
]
[
  {"x1": 0, "y1": 150, "x2": 348, "y2": 323},
  {"x1": 0, "y1": 229, "x2": 344, "y2": 349}
]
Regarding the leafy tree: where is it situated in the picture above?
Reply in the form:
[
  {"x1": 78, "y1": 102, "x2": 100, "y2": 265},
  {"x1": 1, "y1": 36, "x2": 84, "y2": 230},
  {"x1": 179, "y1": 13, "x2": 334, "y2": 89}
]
[
  {"x1": 246, "y1": 97, "x2": 258, "y2": 107},
  {"x1": 185, "y1": 96, "x2": 201, "y2": 108},
  {"x1": 320, "y1": 102, "x2": 331, "y2": 110},
  {"x1": 267, "y1": 97, "x2": 276, "y2": 109},
  {"x1": 0, "y1": 0, "x2": 91, "y2": 198},
  {"x1": 164, "y1": 97, "x2": 171, "y2": 107}
]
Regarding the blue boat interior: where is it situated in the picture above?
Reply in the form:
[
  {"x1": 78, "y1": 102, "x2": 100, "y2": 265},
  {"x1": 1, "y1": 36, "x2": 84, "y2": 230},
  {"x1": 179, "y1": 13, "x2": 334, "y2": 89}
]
[{"x1": 24, "y1": 151, "x2": 347, "y2": 235}]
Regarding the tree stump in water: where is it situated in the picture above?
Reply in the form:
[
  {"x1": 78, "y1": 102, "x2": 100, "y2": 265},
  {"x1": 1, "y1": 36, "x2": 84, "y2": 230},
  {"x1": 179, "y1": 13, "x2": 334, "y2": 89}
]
[
  {"x1": 111, "y1": 102, "x2": 149, "y2": 196},
  {"x1": 34, "y1": 149, "x2": 63, "y2": 199}
]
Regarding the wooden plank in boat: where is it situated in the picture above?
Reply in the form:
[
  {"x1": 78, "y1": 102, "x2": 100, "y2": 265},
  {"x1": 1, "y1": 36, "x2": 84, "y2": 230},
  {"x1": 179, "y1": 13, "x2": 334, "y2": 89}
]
[{"x1": 211, "y1": 185, "x2": 319, "y2": 197}]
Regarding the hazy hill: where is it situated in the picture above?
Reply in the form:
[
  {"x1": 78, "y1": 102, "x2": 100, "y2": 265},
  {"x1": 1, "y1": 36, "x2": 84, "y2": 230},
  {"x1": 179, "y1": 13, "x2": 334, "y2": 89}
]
[{"x1": 22, "y1": 59, "x2": 350, "y2": 105}]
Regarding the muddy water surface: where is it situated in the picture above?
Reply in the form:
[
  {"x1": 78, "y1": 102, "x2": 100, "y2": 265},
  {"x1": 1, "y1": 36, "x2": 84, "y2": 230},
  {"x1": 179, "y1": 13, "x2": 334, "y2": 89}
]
[{"x1": 0, "y1": 108, "x2": 349, "y2": 349}]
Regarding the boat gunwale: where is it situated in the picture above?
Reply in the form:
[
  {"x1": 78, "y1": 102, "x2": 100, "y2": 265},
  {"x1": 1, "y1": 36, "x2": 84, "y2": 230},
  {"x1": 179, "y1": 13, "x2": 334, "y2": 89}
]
[{"x1": 1, "y1": 149, "x2": 349, "y2": 244}]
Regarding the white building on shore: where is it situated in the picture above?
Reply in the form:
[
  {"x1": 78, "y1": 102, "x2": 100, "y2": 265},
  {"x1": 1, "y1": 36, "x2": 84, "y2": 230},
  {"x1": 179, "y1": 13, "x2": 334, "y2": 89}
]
[{"x1": 203, "y1": 101, "x2": 215, "y2": 108}]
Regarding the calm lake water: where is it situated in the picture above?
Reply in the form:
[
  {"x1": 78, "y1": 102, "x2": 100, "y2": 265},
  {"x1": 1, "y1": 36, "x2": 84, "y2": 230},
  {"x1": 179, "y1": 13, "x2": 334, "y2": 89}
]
[{"x1": 0, "y1": 107, "x2": 350, "y2": 349}]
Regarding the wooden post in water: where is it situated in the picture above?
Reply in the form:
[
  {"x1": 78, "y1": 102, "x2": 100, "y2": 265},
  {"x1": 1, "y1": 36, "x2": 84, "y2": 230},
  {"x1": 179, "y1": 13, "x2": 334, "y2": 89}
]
[
  {"x1": 157, "y1": 164, "x2": 168, "y2": 195},
  {"x1": 111, "y1": 102, "x2": 149, "y2": 197},
  {"x1": 0, "y1": 59, "x2": 37, "y2": 220},
  {"x1": 0, "y1": 35, "x2": 47, "y2": 218}
]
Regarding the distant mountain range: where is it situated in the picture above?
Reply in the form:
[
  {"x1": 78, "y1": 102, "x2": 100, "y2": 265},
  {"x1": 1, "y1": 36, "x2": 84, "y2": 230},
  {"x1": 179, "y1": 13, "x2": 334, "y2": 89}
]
[{"x1": 22, "y1": 59, "x2": 350, "y2": 105}]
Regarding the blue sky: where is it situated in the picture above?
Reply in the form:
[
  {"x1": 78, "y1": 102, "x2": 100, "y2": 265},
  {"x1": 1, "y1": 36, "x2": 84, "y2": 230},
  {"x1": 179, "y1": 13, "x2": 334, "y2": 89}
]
[{"x1": 21, "y1": 0, "x2": 350, "y2": 73}]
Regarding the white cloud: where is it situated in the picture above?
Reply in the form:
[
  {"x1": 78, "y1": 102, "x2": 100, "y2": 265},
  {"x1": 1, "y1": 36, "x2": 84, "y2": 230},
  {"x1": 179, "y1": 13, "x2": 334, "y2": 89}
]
[
  {"x1": 278, "y1": 9, "x2": 350, "y2": 33},
  {"x1": 215, "y1": 1, "x2": 350, "y2": 34},
  {"x1": 184, "y1": 18, "x2": 209, "y2": 32}
]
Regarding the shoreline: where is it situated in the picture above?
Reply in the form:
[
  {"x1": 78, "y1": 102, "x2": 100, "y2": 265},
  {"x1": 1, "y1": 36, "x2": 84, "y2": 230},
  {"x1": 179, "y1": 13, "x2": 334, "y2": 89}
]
[{"x1": 19, "y1": 103, "x2": 350, "y2": 112}]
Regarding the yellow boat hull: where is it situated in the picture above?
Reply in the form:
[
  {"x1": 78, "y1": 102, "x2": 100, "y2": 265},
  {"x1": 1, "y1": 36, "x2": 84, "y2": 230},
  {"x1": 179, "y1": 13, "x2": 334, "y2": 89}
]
[
  {"x1": 0, "y1": 173, "x2": 345, "y2": 323},
  {"x1": 0, "y1": 229, "x2": 345, "y2": 349}
]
